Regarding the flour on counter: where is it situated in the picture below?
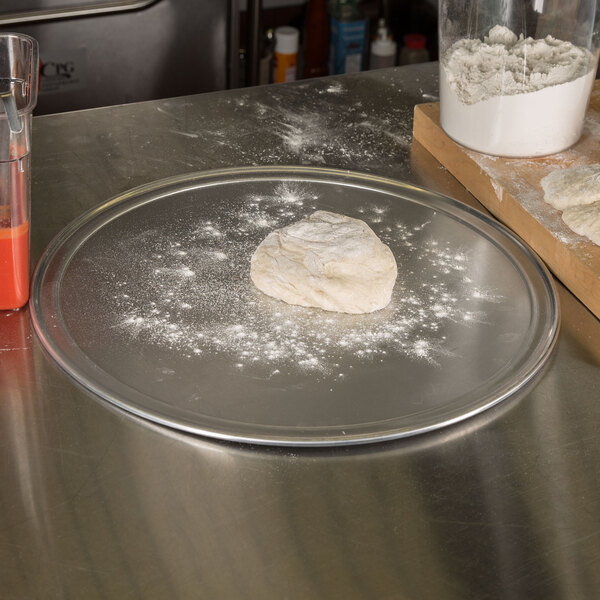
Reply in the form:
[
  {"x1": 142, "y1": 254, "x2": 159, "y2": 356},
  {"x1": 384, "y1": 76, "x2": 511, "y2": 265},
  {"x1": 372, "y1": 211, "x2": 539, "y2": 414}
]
[
  {"x1": 264, "y1": 103, "x2": 411, "y2": 165},
  {"x1": 201, "y1": 78, "x2": 413, "y2": 170},
  {"x1": 465, "y1": 149, "x2": 591, "y2": 247},
  {"x1": 440, "y1": 25, "x2": 596, "y2": 156}
]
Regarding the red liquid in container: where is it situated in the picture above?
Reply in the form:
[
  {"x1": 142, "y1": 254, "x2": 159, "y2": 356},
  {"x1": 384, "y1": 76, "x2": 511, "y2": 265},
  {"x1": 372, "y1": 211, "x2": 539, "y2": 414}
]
[{"x1": 0, "y1": 220, "x2": 29, "y2": 309}]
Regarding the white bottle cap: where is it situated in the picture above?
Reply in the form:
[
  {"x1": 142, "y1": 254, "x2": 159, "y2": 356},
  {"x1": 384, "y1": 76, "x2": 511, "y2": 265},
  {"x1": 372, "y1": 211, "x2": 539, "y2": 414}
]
[{"x1": 274, "y1": 26, "x2": 299, "y2": 55}]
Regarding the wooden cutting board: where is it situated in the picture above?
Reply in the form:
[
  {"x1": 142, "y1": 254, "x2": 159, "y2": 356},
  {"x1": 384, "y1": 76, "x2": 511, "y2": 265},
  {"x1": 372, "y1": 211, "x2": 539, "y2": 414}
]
[{"x1": 413, "y1": 80, "x2": 600, "y2": 320}]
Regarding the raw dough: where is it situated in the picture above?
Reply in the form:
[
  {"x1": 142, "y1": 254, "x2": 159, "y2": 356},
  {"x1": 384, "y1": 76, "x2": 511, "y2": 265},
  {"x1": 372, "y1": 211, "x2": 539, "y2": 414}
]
[
  {"x1": 541, "y1": 164, "x2": 600, "y2": 210},
  {"x1": 561, "y1": 201, "x2": 600, "y2": 246},
  {"x1": 250, "y1": 210, "x2": 398, "y2": 314},
  {"x1": 540, "y1": 164, "x2": 600, "y2": 246}
]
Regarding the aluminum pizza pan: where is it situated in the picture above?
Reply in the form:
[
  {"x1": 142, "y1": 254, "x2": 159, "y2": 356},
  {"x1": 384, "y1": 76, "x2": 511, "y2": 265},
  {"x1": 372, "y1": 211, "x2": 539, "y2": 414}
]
[{"x1": 30, "y1": 166, "x2": 559, "y2": 445}]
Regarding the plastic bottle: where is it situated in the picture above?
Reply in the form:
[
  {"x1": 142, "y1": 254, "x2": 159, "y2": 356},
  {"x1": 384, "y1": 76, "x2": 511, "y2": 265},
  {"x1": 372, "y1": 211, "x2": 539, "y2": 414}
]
[
  {"x1": 369, "y1": 18, "x2": 397, "y2": 70},
  {"x1": 273, "y1": 26, "x2": 299, "y2": 83},
  {"x1": 259, "y1": 28, "x2": 274, "y2": 85},
  {"x1": 0, "y1": 33, "x2": 38, "y2": 310},
  {"x1": 329, "y1": 0, "x2": 368, "y2": 75},
  {"x1": 303, "y1": 0, "x2": 329, "y2": 78},
  {"x1": 398, "y1": 34, "x2": 429, "y2": 65}
]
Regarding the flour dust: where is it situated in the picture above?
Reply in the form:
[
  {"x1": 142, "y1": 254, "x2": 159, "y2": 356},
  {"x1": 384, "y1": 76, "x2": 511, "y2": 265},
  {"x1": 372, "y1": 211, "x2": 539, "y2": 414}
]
[
  {"x1": 102, "y1": 182, "x2": 503, "y2": 380},
  {"x1": 203, "y1": 79, "x2": 413, "y2": 169}
]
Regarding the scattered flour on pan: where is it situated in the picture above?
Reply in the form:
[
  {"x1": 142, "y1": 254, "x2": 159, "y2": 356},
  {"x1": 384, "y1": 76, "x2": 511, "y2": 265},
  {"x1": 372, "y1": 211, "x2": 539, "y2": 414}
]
[{"x1": 99, "y1": 183, "x2": 503, "y2": 377}]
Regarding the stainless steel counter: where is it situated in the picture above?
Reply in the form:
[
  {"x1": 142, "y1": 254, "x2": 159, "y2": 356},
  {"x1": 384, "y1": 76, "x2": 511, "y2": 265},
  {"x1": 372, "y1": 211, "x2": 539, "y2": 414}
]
[{"x1": 2, "y1": 63, "x2": 600, "y2": 599}]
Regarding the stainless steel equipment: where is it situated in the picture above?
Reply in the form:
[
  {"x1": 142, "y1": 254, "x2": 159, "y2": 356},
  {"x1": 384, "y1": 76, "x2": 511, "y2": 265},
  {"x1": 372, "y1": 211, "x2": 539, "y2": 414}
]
[
  {"x1": 30, "y1": 166, "x2": 559, "y2": 445},
  {"x1": 2, "y1": 63, "x2": 600, "y2": 598},
  {"x1": 0, "y1": 0, "x2": 232, "y2": 114}
]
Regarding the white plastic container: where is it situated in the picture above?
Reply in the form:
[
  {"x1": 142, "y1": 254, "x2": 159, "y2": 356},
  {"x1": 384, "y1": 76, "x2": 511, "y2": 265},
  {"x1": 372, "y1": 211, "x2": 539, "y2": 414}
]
[
  {"x1": 369, "y1": 19, "x2": 397, "y2": 70},
  {"x1": 439, "y1": 0, "x2": 600, "y2": 157}
]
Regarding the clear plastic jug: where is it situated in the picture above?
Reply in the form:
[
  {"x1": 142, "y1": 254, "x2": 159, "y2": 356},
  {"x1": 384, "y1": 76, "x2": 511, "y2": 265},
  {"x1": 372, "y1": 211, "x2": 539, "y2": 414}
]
[
  {"x1": 439, "y1": 1, "x2": 599, "y2": 157},
  {"x1": 0, "y1": 33, "x2": 39, "y2": 310}
]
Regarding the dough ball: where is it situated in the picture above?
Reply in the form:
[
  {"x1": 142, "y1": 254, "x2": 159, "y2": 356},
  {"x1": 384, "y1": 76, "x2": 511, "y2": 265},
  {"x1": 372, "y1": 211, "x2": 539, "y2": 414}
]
[
  {"x1": 541, "y1": 164, "x2": 600, "y2": 210},
  {"x1": 250, "y1": 210, "x2": 398, "y2": 314},
  {"x1": 561, "y1": 201, "x2": 600, "y2": 246}
]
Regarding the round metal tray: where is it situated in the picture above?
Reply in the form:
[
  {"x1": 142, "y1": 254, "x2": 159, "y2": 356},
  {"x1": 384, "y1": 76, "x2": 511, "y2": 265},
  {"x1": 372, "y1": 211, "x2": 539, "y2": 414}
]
[{"x1": 30, "y1": 167, "x2": 559, "y2": 445}]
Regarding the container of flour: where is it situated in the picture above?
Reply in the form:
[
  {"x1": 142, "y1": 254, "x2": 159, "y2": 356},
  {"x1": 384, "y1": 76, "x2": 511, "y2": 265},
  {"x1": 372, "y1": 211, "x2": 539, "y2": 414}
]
[{"x1": 438, "y1": 0, "x2": 599, "y2": 157}]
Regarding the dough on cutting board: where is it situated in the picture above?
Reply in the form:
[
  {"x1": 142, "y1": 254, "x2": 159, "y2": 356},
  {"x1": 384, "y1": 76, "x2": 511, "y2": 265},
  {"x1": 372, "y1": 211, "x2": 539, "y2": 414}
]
[
  {"x1": 250, "y1": 210, "x2": 398, "y2": 314},
  {"x1": 540, "y1": 164, "x2": 600, "y2": 246},
  {"x1": 561, "y1": 201, "x2": 600, "y2": 246},
  {"x1": 541, "y1": 164, "x2": 600, "y2": 210}
]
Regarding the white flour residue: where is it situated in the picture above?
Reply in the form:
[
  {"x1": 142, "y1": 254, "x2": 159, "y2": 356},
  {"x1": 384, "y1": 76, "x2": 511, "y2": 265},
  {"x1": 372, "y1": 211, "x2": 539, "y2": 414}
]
[
  {"x1": 263, "y1": 103, "x2": 411, "y2": 164},
  {"x1": 466, "y1": 149, "x2": 594, "y2": 247},
  {"x1": 205, "y1": 81, "x2": 413, "y2": 168},
  {"x1": 325, "y1": 82, "x2": 345, "y2": 94},
  {"x1": 99, "y1": 186, "x2": 503, "y2": 378},
  {"x1": 583, "y1": 109, "x2": 600, "y2": 137},
  {"x1": 491, "y1": 179, "x2": 504, "y2": 202}
]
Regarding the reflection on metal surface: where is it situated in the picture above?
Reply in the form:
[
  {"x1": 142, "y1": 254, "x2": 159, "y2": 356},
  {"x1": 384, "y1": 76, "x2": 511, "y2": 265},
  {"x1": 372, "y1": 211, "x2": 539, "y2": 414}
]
[
  {"x1": 0, "y1": 309, "x2": 53, "y2": 585},
  {"x1": 0, "y1": 0, "x2": 229, "y2": 114},
  {"x1": 3, "y1": 63, "x2": 600, "y2": 599},
  {"x1": 0, "y1": 0, "x2": 159, "y2": 24},
  {"x1": 3, "y1": 355, "x2": 591, "y2": 600},
  {"x1": 30, "y1": 166, "x2": 559, "y2": 445}
]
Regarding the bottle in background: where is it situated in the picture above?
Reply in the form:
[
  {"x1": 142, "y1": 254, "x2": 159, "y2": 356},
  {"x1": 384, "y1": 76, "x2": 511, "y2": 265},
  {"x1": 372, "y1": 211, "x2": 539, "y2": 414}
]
[
  {"x1": 259, "y1": 28, "x2": 275, "y2": 85},
  {"x1": 303, "y1": 0, "x2": 329, "y2": 78},
  {"x1": 369, "y1": 18, "x2": 397, "y2": 70},
  {"x1": 273, "y1": 26, "x2": 300, "y2": 83},
  {"x1": 329, "y1": 0, "x2": 368, "y2": 75},
  {"x1": 398, "y1": 34, "x2": 429, "y2": 65}
]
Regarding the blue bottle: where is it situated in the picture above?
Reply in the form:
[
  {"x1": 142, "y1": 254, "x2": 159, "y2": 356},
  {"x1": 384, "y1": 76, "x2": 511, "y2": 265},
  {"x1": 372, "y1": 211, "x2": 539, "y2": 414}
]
[{"x1": 328, "y1": 0, "x2": 368, "y2": 75}]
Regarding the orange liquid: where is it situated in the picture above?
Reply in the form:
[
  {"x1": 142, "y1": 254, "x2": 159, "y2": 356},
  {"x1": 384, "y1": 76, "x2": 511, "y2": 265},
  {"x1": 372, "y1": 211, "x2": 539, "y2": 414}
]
[{"x1": 0, "y1": 221, "x2": 29, "y2": 310}]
